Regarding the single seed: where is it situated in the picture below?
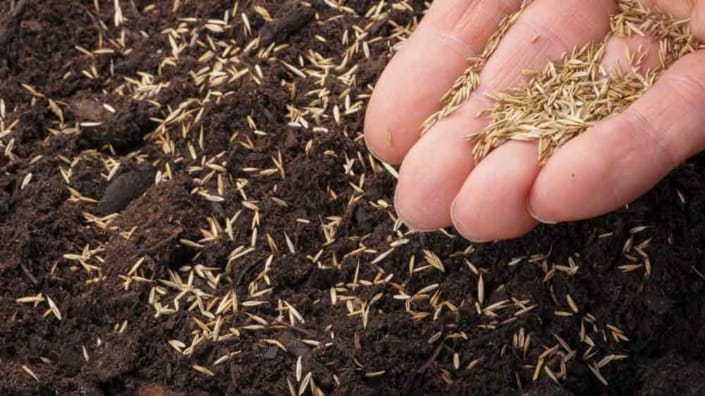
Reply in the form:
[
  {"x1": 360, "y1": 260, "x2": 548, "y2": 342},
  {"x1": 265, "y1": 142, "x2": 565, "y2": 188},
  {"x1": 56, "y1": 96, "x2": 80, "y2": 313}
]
[
  {"x1": 22, "y1": 365, "x2": 39, "y2": 382},
  {"x1": 192, "y1": 364, "x2": 215, "y2": 377}
]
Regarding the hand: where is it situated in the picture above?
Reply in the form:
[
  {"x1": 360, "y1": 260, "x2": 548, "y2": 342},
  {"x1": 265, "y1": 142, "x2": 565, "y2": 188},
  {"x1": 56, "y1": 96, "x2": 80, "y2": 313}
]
[{"x1": 364, "y1": 0, "x2": 705, "y2": 241}]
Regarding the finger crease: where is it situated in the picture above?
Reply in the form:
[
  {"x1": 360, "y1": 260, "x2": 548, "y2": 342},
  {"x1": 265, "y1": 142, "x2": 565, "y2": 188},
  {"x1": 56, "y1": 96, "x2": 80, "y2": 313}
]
[
  {"x1": 620, "y1": 107, "x2": 679, "y2": 171},
  {"x1": 663, "y1": 71, "x2": 705, "y2": 102},
  {"x1": 423, "y1": 25, "x2": 476, "y2": 59}
]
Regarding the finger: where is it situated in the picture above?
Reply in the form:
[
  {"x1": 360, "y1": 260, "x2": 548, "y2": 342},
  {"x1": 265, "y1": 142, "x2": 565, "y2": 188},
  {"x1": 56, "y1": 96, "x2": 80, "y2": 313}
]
[
  {"x1": 642, "y1": 0, "x2": 694, "y2": 16},
  {"x1": 451, "y1": 141, "x2": 539, "y2": 240},
  {"x1": 451, "y1": 34, "x2": 661, "y2": 240},
  {"x1": 529, "y1": 49, "x2": 705, "y2": 222},
  {"x1": 394, "y1": 0, "x2": 615, "y2": 231},
  {"x1": 643, "y1": 0, "x2": 705, "y2": 40},
  {"x1": 364, "y1": 0, "x2": 523, "y2": 164}
]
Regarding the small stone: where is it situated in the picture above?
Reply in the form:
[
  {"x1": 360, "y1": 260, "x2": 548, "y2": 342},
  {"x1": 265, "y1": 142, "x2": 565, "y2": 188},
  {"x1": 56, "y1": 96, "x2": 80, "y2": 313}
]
[{"x1": 98, "y1": 163, "x2": 155, "y2": 215}]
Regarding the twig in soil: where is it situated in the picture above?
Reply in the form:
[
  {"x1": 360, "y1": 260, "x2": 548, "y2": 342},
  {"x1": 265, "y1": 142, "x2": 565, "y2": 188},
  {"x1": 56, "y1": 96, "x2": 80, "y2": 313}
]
[
  {"x1": 463, "y1": 322, "x2": 520, "y2": 349},
  {"x1": 691, "y1": 266, "x2": 705, "y2": 282},
  {"x1": 135, "y1": 227, "x2": 183, "y2": 256},
  {"x1": 263, "y1": 315, "x2": 357, "y2": 362},
  {"x1": 416, "y1": 341, "x2": 445, "y2": 373},
  {"x1": 19, "y1": 262, "x2": 39, "y2": 285},
  {"x1": 260, "y1": 313, "x2": 361, "y2": 370},
  {"x1": 233, "y1": 259, "x2": 263, "y2": 287},
  {"x1": 260, "y1": 313, "x2": 316, "y2": 337},
  {"x1": 416, "y1": 322, "x2": 521, "y2": 373}
]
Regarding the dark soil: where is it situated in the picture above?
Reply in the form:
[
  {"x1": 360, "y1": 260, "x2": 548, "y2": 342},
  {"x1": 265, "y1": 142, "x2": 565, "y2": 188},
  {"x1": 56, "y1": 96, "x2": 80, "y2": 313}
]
[{"x1": 1, "y1": 1, "x2": 704, "y2": 395}]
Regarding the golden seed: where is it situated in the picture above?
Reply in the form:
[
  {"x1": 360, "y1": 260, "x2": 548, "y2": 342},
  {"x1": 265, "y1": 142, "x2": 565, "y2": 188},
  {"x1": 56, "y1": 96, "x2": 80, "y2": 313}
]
[
  {"x1": 192, "y1": 364, "x2": 215, "y2": 377},
  {"x1": 21, "y1": 365, "x2": 39, "y2": 382}
]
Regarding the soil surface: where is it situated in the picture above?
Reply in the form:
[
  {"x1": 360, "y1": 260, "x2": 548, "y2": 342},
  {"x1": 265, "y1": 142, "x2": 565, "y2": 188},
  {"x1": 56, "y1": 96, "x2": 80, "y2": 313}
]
[{"x1": 1, "y1": 1, "x2": 704, "y2": 395}]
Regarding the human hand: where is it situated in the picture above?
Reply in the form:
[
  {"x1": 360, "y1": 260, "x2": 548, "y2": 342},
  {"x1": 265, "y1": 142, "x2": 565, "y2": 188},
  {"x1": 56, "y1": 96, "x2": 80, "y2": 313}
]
[{"x1": 364, "y1": 0, "x2": 705, "y2": 241}]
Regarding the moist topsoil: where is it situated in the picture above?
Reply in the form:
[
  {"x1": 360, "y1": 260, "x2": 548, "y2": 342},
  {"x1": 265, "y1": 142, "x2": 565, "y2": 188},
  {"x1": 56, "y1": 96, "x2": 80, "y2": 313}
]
[{"x1": 0, "y1": 1, "x2": 704, "y2": 395}]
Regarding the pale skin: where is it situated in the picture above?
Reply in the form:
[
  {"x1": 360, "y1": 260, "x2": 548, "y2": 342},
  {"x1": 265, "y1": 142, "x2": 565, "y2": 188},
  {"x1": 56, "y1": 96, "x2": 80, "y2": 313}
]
[{"x1": 364, "y1": 0, "x2": 705, "y2": 242}]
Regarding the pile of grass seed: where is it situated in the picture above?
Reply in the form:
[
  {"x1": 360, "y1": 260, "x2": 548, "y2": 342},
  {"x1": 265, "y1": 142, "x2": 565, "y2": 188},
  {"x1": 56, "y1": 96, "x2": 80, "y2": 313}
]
[{"x1": 424, "y1": 0, "x2": 702, "y2": 163}]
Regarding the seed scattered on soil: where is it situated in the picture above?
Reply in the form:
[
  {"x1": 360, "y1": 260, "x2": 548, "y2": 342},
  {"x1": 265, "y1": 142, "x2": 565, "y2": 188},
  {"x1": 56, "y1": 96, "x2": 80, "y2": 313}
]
[
  {"x1": 191, "y1": 364, "x2": 215, "y2": 377},
  {"x1": 21, "y1": 365, "x2": 39, "y2": 382}
]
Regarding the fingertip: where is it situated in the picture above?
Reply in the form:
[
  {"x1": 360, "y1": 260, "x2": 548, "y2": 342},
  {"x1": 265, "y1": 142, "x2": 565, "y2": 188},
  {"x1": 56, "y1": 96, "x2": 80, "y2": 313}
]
[
  {"x1": 451, "y1": 187, "x2": 538, "y2": 242},
  {"x1": 528, "y1": 147, "x2": 581, "y2": 223},
  {"x1": 393, "y1": 180, "x2": 446, "y2": 232},
  {"x1": 363, "y1": 104, "x2": 403, "y2": 165},
  {"x1": 363, "y1": 127, "x2": 397, "y2": 165},
  {"x1": 362, "y1": 24, "x2": 466, "y2": 165},
  {"x1": 363, "y1": 87, "x2": 410, "y2": 164},
  {"x1": 526, "y1": 199, "x2": 558, "y2": 225},
  {"x1": 451, "y1": 142, "x2": 539, "y2": 241},
  {"x1": 450, "y1": 198, "x2": 491, "y2": 243},
  {"x1": 391, "y1": 140, "x2": 461, "y2": 231}
]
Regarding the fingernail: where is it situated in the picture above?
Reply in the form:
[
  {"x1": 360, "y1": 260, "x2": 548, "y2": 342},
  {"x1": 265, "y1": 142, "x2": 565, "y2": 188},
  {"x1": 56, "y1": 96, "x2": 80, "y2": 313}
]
[
  {"x1": 364, "y1": 137, "x2": 383, "y2": 161},
  {"x1": 450, "y1": 200, "x2": 491, "y2": 243},
  {"x1": 527, "y1": 203, "x2": 558, "y2": 225},
  {"x1": 393, "y1": 188, "x2": 437, "y2": 233}
]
